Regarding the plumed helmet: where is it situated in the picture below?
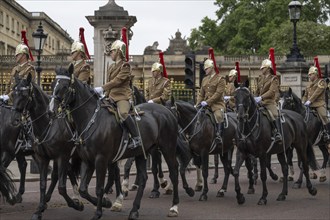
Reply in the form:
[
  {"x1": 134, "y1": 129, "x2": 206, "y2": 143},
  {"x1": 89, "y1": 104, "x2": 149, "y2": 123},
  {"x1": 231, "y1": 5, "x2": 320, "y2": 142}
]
[
  {"x1": 15, "y1": 43, "x2": 29, "y2": 56},
  {"x1": 110, "y1": 40, "x2": 126, "y2": 58},
  {"x1": 260, "y1": 59, "x2": 272, "y2": 70},
  {"x1": 229, "y1": 69, "x2": 237, "y2": 77},
  {"x1": 204, "y1": 58, "x2": 214, "y2": 70},
  {"x1": 308, "y1": 66, "x2": 318, "y2": 75},
  {"x1": 71, "y1": 41, "x2": 85, "y2": 54},
  {"x1": 151, "y1": 62, "x2": 163, "y2": 72}
]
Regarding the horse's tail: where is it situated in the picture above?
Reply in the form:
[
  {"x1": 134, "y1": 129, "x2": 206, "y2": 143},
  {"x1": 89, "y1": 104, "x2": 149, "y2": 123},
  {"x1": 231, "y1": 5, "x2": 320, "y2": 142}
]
[
  {"x1": 176, "y1": 133, "x2": 192, "y2": 171},
  {"x1": 306, "y1": 142, "x2": 320, "y2": 171},
  {"x1": 0, "y1": 165, "x2": 17, "y2": 205}
]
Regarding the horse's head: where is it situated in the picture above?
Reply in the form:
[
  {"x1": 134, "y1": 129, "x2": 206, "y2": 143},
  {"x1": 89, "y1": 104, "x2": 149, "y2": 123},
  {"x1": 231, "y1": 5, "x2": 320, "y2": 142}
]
[
  {"x1": 234, "y1": 80, "x2": 254, "y2": 122},
  {"x1": 280, "y1": 87, "x2": 303, "y2": 112},
  {"x1": 12, "y1": 73, "x2": 33, "y2": 113},
  {"x1": 50, "y1": 64, "x2": 75, "y2": 112}
]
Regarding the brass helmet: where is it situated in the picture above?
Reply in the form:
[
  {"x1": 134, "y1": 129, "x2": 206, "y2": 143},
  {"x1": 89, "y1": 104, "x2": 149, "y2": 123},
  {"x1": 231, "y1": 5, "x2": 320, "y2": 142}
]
[
  {"x1": 260, "y1": 59, "x2": 272, "y2": 69},
  {"x1": 71, "y1": 41, "x2": 85, "y2": 54},
  {"x1": 308, "y1": 66, "x2": 318, "y2": 75},
  {"x1": 151, "y1": 62, "x2": 163, "y2": 72},
  {"x1": 110, "y1": 40, "x2": 126, "y2": 58},
  {"x1": 204, "y1": 58, "x2": 214, "y2": 70},
  {"x1": 15, "y1": 43, "x2": 29, "y2": 56},
  {"x1": 229, "y1": 69, "x2": 237, "y2": 77}
]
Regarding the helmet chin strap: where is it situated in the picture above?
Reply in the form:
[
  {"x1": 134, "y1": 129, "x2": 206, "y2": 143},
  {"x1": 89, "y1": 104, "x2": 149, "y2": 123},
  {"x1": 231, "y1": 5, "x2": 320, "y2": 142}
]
[{"x1": 16, "y1": 54, "x2": 25, "y2": 64}]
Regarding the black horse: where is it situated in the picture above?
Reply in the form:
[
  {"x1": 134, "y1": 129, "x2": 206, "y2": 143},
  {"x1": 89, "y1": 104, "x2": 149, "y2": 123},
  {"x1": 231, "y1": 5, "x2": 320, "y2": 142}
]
[
  {"x1": 280, "y1": 87, "x2": 328, "y2": 183},
  {"x1": 52, "y1": 65, "x2": 180, "y2": 220},
  {"x1": 233, "y1": 81, "x2": 317, "y2": 205},
  {"x1": 0, "y1": 165, "x2": 17, "y2": 205},
  {"x1": 166, "y1": 99, "x2": 255, "y2": 200},
  {"x1": 12, "y1": 73, "x2": 84, "y2": 220}
]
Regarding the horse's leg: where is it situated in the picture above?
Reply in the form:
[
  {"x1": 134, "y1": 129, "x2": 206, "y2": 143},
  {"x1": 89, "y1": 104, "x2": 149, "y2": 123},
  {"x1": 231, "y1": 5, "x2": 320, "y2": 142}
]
[
  {"x1": 104, "y1": 163, "x2": 115, "y2": 195},
  {"x1": 250, "y1": 155, "x2": 258, "y2": 184},
  {"x1": 56, "y1": 157, "x2": 84, "y2": 211},
  {"x1": 286, "y1": 148, "x2": 294, "y2": 181},
  {"x1": 276, "y1": 152, "x2": 288, "y2": 201},
  {"x1": 195, "y1": 166, "x2": 203, "y2": 191},
  {"x1": 233, "y1": 149, "x2": 246, "y2": 205},
  {"x1": 178, "y1": 153, "x2": 194, "y2": 197},
  {"x1": 122, "y1": 157, "x2": 135, "y2": 196},
  {"x1": 245, "y1": 156, "x2": 255, "y2": 195},
  {"x1": 216, "y1": 153, "x2": 230, "y2": 197},
  {"x1": 156, "y1": 152, "x2": 167, "y2": 188},
  {"x1": 267, "y1": 154, "x2": 279, "y2": 181},
  {"x1": 78, "y1": 162, "x2": 100, "y2": 206},
  {"x1": 45, "y1": 161, "x2": 58, "y2": 203},
  {"x1": 14, "y1": 154, "x2": 27, "y2": 203},
  {"x1": 257, "y1": 156, "x2": 268, "y2": 205},
  {"x1": 210, "y1": 154, "x2": 219, "y2": 184},
  {"x1": 149, "y1": 150, "x2": 161, "y2": 198},
  {"x1": 31, "y1": 158, "x2": 49, "y2": 220},
  {"x1": 318, "y1": 143, "x2": 328, "y2": 182},
  {"x1": 110, "y1": 162, "x2": 124, "y2": 212},
  {"x1": 199, "y1": 152, "x2": 209, "y2": 201},
  {"x1": 129, "y1": 155, "x2": 148, "y2": 220},
  {"x1": 293, "y1": 160, "x2": 304, "y2": 189}
]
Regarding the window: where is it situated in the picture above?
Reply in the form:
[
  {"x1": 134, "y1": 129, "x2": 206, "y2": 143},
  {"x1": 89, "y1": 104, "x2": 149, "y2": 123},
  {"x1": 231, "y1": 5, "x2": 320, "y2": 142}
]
[
  {"x1": 11, "y1": 18, "x2": 14, "y2": 33},
  {"x1": 6, "y1": 15, "x2": 9, "y2": 29},
  {"x1": 16, "y1": 21, "x2": 19, "y2": 35},
  {"x1": 7, "y1": 45, "x2": 15, "y2": 55},
  {"x1": 0, "y1": 11, "x2": 3, "y2": 26},
  {"x1": 0, "y1": 42, "x2": 5, "y2": 55}
]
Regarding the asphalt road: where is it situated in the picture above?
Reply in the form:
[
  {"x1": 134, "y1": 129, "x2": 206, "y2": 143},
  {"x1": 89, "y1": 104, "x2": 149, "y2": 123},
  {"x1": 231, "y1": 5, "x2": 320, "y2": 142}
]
[{"x1": 0, "y1": 160, "x2": 329, "y2": 220}]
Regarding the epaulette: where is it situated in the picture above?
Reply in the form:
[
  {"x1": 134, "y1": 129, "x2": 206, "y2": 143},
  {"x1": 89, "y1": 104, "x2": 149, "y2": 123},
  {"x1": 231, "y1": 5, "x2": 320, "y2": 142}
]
[
  {"x1": 318, "y1": 79, "x2": 326, "y2": 89},
  {"x1": 122, "y1": 62, "x2": 130, "y2": 68},
  {"x1": 271, "y1": 75, "x2": 279, "y2": 81}
]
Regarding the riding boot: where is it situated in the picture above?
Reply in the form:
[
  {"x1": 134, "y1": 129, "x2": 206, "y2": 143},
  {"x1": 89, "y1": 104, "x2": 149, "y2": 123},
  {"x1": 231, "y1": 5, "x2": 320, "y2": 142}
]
[
  {"x1": 123, "y1": 115, "x2": 142, "y2": 149},
  {"x1": 215, "y1": 122, "x2": 224, "y2": 145},
  {"x1": 272, "y1": 118, "x2": 283, "y2": 144}
]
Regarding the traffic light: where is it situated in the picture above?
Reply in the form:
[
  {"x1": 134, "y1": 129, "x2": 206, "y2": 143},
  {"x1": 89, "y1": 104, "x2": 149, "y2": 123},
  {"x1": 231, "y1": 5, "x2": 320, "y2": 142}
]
[
  {"x1": 199, "y1": 63, "x2": 206, "y2": 87},
  {"x1": 184, "y1": 54, "x2": 195, "y2": 89}
]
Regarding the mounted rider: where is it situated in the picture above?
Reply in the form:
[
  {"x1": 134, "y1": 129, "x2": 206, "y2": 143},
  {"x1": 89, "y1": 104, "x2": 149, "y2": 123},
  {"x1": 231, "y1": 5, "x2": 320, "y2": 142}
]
[
  {"x1": 0, "y1": 30, "x2": 36, "y2": 151},
  {"x1": 255, "y1": 48, "x2": 282, "y2": 144},
  {"x1": 302, "y1": 57, "x2": 330, "y2": 142},
  {"x1": 70, "y1": 27, "x2": 91, "y2": 84},
  {"x1": 94, "y1": 32, "x2": 141, "y2": 149},
  {"x1": 224, "y1": 62, "x2": 240, "y2": 111},
  {"x1": 196, "y1": 48, "x2": 226, "y2": 145},
  {"x1": 146, "y1": 51, "x2": 171, "y2": 104}
]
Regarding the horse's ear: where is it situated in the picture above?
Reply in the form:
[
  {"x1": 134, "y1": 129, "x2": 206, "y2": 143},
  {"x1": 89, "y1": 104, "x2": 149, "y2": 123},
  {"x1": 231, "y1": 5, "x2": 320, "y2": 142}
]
[
  {"x1": 27, "y1": 72, "x2": 32, "y2": 84},
  {"x1": 288, "y1": 87, "x2": 292, "y2": 95},
  {"x1": 234, "y1": 80, "x2": 239, "y2": 88},
  {"x1": 245, "y1": 79, "x2": 249, "y2": 88},
  {"x1": 68, "y1": 63, "x2": 74, "y2": 75}
]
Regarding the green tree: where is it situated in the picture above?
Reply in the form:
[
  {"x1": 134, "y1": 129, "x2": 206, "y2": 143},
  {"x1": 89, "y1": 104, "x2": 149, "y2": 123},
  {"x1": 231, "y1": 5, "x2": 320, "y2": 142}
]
[{"x1": 188, "y1": 0, "x2": 330, "y2": 55}]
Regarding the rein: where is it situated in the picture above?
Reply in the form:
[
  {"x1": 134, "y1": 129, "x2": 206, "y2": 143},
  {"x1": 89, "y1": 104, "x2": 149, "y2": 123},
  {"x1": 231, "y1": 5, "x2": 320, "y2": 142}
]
[
  {"x1": 179, "y1": 106, "x2": 205, "y2": 141},
  {"x1": 237, "y1": 104, "x2": 260, "y2": 141}
]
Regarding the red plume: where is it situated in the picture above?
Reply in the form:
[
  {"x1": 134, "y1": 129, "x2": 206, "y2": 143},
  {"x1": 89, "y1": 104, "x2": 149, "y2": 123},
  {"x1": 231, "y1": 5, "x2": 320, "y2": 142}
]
[
  {"x1": 21, "y1": 30, "x2": 34, "y2": 61},
  {"x1": 121, "y1": 27, "x2": 129, "y2": 62},
  {"x1": 269, "y1": 48, "x2": 276, "y2": 75},
  {"x1": 159, "y1": 51, "x2": 168, "y2": 78},
  {"x1": 314, "y1": 56, "x2": 322, "y2": 78},
  {"x1": 235, "y1": 61, "x2": 241, "y2": 83},
  {"x1": 79, "y1": 27, "x2": 90, "y2": 59},
  {"x1": 208, "y1": 48, "x2": 219, "y2": 74}
]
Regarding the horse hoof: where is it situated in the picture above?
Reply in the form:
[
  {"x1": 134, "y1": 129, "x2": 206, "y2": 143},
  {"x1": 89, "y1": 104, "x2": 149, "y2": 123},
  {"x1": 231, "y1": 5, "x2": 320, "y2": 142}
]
[
  {"x1": 210, "y1": 178, "x2": 217, "y2": 184},
  {"x1": 288, "y1": 176, "x2": 294, "y2": 181},
  {"x1": 271, "y1": 174, "x2": 279, "y2": 181},
  {"x1": 7, "y1": 198, "x2": 16, "y2": 206},
  {"x1": 102, "y1": 197, "x2": 112, "y2": 208},
  {"x1": 186, "y1": 187, "x2": 195, "y2": 197},
  {"x1": 195, "y1": 185, "x2": 202, "y2": 192},
  {"x1": 247, "y1": 188, "x2": 255, "y2": 194},
  {"x1": 129, "y1": 184, "x2": 138, "y2": 191},
  {"x1": 257, "y1": 198, "x2": 267, "y2": 205},
  {"x1": 292, "y1": 182, "x2": 302, "y2": 189},
  {"x1": 168, "y1": 208, "x2": 179, "y2": 217},
  {"x1": 276, "y1": 194, "x2": 286, "y2": 201},
  {"x1": 15, "y1": 194, "x2": 23, "y2": 203},
  {"x1": 129, "y1": 211, "x2": 139, "y2": 220},
  {"x1": 237, "y1": 195, "x2": 245, "y2": 205},
  {"x1": 279, "y1": 177, "x2": 284, "y2": 182},
  {"x1": 309, "y1": 173, "x2": 317, "y2": 179},
  {"x1": 110, "y1": 202, "x2": 122, "y2": 212},
  {"x1": 199, "y1": 194, "x2": 208, "y2": 201},
  {"x1": 309, "y1": 187, "x2": 317, "y2": 196},
  {"x1": 31, "y1": 213, "x2": 41, "y2": 220},
  {"x1": 70, "y1": 199, "x2": 84, "y2": 211},
  {"x1": 164, "y1": 189, "x2": 173, "y2": 195},
  {"x1": 149, "y1": 191, "x2": 160, "y2": 198},
  {"x1": 319, "y1": 176, "x2": 327, "y2": 182},
  {"x1": 123, "y1": 191, "x2": 128, "y2": 198},
  {"x1": 160, "y1": 180, "x2": 168, "y2": 189},
  {"x1": 216, "y1": 191, "x2": 225, "y2": 197}
]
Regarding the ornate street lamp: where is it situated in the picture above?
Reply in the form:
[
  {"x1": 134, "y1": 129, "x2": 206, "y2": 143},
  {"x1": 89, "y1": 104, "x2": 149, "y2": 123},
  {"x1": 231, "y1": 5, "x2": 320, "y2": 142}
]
[
  {"x1": 32, "y1": 22, "x2": 48, "y2": 86},
  {"x1": 287, "y1": 1, "x2": 305, "y2": 62}
]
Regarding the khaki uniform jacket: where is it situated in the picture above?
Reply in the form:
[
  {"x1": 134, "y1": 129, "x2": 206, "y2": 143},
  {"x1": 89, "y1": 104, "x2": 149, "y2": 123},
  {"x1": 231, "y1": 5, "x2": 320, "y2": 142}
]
[
  {"x1": 6, "y1": 62, "x2": 36, "y2": 99},
  {"x1": 102, "y1": 60, "x2": 132, "y2": 102},
  {"x1": 225, "y1": 82, "x2": 236, "y2": 110},
  {"x1": 302, "y1": 78, "x2": 326, "y2": 108},
  {"x1": 256, "y1": 74, "x2": 279, "y2": 105},
  {"x1": 146, "y1": 77, "x2": 171, "y2": 104},
  {"x1": 197, "y1": 73, "x2": 226, "y2": 112},
  {"x1": 72, "y1": 60, "x2": 90, "y2": 84}
]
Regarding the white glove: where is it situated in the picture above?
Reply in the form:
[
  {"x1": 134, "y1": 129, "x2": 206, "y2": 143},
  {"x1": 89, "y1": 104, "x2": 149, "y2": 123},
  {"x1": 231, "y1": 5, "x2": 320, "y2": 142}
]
[
  {"x1": 224, "y1": 96, "x2": 230, "y2": 101},
  {"x1": 1, "y1": 95, "x2": 9, "y2": 101},
  {"x1": 148, "y1": 100, "x2": 154, "y2": 103},
  {"x1": 304, "y1": 100, "x2": 311, "y2": 106},
  {"x1": 94, "y1": 87, "x2": 104, "y2": 95},
  {"x1": 254, "y1": 96, "x2": 262, "y2": 103},
  {"x1": 201, "y1": 101, "x2": 208, "y2": 107}
]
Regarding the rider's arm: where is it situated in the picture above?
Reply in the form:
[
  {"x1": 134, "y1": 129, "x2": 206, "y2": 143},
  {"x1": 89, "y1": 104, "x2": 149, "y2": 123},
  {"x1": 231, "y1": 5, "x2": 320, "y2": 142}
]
[
  {"x1": 206, "y1": 76, "x2": 225, "y2": 106},
  {"x1": 102, "y1": 63, "x2": 130, "y2": 91},
  {"x1": 261, "y1": 76, "x2": 278, "y2": 101},
  {"x1": 308, "y1": 80, "x2": 326, "y2": 104}
]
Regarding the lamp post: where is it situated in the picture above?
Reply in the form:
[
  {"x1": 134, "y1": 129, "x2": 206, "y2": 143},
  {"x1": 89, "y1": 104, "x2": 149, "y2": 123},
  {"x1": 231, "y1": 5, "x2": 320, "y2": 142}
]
[
  {"x1": 286, "y1": 1, "x2": 305, "y2": 62},
  {"x1": 32, "y1": 22, "x2": 48, "y2": 86}
]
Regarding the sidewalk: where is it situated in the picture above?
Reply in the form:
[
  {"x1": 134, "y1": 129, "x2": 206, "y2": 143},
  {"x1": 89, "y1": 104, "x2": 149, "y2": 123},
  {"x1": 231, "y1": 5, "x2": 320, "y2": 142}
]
[{"x1": 6, "y1": 148, "x2": 327, "y2": 182}]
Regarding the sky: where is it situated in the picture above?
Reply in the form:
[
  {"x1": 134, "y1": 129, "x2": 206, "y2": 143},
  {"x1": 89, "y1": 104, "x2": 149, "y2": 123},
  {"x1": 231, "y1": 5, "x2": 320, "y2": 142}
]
[{"x1": 17, "y1": 0, "x2": 218, "y2": 55}]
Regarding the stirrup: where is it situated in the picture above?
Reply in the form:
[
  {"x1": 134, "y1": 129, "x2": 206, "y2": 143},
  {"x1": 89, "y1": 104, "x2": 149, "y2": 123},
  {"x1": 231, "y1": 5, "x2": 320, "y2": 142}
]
[
  {"x1": 272, "y1": 133, "x2": 282, "y2": 144},
  {"x1": 215, "y1": 135, "x2": 223, "y2": 144},
  {"x1": 127, "y1": 137, "x2": 141, "y2": 149}
]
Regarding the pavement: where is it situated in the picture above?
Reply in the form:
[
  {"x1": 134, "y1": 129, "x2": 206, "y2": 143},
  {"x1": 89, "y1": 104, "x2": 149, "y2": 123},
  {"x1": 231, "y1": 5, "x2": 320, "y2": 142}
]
[{"x1": 6, "y1": 148, "x2": 329, "y2": 182}]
